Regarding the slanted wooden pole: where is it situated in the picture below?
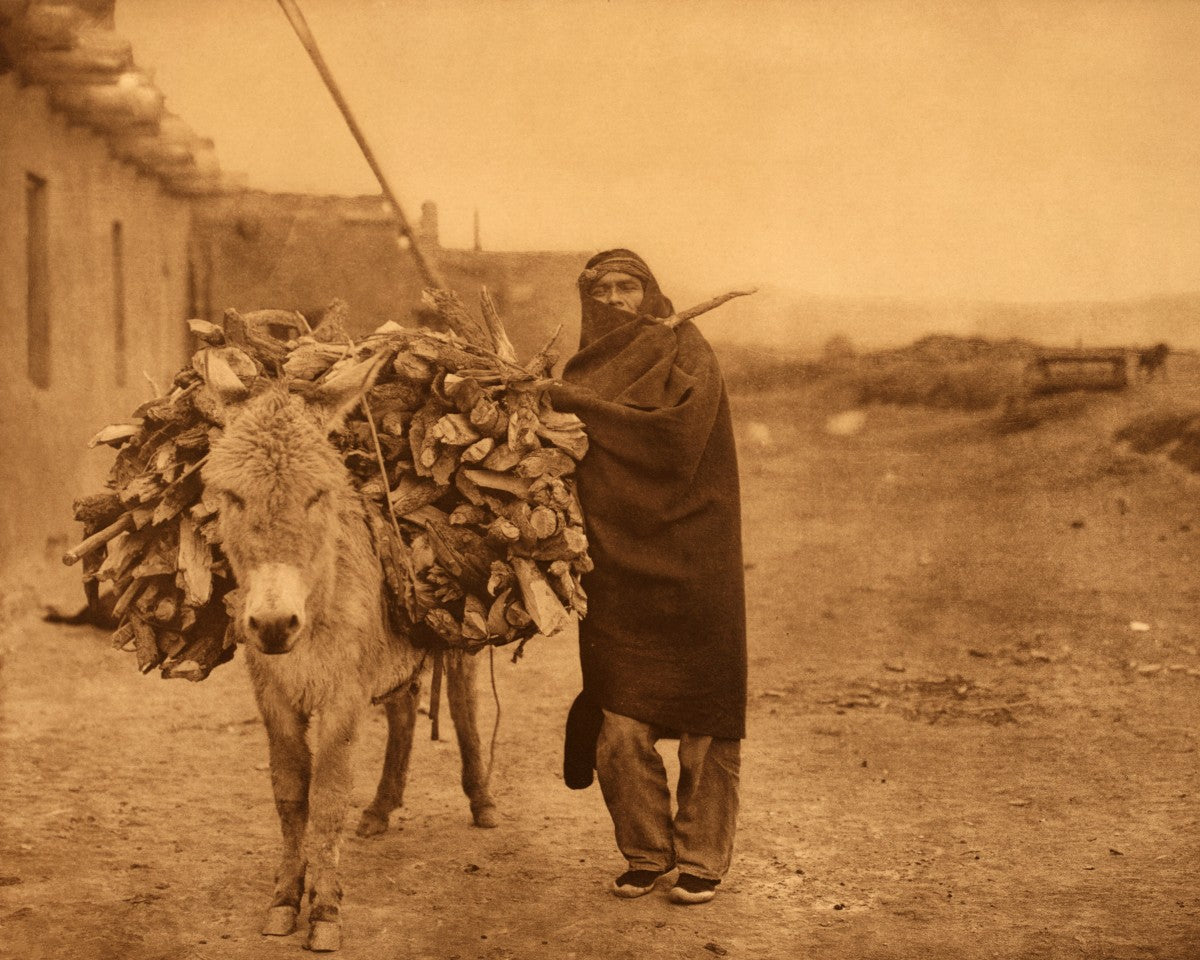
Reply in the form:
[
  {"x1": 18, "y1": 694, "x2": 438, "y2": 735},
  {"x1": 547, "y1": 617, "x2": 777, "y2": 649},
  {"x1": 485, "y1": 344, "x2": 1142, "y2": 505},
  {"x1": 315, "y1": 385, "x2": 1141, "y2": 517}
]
[{"x1": 275, "y1": 0, "x2": 448, "y2": 292}]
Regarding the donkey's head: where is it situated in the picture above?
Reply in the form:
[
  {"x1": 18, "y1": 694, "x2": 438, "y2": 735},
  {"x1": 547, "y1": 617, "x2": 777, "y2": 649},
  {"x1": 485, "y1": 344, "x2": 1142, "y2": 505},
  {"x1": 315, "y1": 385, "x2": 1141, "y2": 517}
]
[{"x1": 202, "y1": 358, "x2": 380, "y2": 655}]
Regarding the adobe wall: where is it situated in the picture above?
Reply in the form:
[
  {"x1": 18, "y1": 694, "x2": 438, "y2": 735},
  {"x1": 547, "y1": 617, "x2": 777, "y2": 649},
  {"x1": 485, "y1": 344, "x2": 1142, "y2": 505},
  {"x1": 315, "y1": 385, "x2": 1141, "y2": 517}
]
[
  {"x1": 0, "y1": 73, "x2": 192, "y2": 604},
  {"x1": 191, "y1": 192, "x2": 587, "y2": 365}
]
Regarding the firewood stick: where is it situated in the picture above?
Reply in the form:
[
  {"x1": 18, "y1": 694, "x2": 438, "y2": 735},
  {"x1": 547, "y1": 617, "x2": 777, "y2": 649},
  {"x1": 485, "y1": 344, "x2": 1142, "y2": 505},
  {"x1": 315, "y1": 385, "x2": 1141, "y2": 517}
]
[
  {"x1": 480, "y1": 287, "x2": 518, "y2": 363},
  {"x1": 665, "y1": 288, "x2": 758, "y2": 328},
  {"x1": 63, "y1": 514, "x2": 134, "y2": 566},
  {"x1": 526, "y1": 323, "x2": 563, "y2": 377},
  {"x1": 111, "y1": 577, "x2": 145, "y2": 621}
]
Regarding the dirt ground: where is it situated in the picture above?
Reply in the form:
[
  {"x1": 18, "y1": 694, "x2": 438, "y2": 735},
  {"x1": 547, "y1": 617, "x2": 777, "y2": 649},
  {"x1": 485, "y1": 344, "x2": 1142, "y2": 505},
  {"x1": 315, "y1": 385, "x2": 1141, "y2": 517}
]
[{"x1": 4, "y1": 374, "x2": 1200, "y2": 960}]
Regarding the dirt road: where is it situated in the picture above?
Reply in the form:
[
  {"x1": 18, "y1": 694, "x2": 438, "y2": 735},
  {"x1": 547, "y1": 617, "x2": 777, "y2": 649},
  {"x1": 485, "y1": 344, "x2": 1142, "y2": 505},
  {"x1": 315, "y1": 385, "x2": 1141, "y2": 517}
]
[{"x1": 3, "y1": 383, "x2": 1200, "y2": 960}]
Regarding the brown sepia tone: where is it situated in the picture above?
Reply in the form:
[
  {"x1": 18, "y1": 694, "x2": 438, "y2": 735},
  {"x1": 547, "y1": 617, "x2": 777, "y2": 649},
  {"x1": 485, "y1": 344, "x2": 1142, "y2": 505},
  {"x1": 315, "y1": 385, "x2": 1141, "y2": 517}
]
[{"x1": 2, "y1": 1, "x2": 1200, "y2": 958}]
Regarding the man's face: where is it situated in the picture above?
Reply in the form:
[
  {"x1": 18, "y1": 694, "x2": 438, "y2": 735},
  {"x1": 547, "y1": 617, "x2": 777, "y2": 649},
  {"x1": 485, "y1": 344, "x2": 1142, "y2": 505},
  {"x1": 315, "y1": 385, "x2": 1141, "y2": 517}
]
[{"x1": 588, "y1": 271, "x2": 644, "y2": 315}]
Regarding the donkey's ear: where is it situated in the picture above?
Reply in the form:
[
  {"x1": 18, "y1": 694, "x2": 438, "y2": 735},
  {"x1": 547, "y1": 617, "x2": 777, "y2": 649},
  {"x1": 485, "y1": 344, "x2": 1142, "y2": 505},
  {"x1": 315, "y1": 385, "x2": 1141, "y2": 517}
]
[
  {"x1": 310, "y1": 352, "x2": 387, "y2": 432},
  {"x1": 193, "y1": 347, "x2": 251, "y2": 423}
]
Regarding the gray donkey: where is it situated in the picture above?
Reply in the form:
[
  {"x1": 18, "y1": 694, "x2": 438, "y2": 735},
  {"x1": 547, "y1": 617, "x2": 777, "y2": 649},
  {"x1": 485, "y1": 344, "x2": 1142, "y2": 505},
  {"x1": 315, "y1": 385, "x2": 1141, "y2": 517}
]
[{"x1": 202, "y1": 360, "x2": 497, "y2": 952}]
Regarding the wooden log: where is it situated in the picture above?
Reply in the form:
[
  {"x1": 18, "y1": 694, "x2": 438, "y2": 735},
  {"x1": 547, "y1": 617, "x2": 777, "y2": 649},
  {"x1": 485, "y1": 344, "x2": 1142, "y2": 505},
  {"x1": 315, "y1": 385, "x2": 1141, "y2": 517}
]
[
  {"x1": 462, "y1": 469, "x2": 532, "y2": 499},
  {"x1": 169, "y1": 444, "x2": 211, "y2": 477},
  {"x1": 485, "y1": 517, "x2": 521, "y2": 545},
  {"x1": 109, "y1": 621, "x2": 136, "y2": 651},
  {"x1": 161, "y1": 601, "x2": 236, "y2": 680},
  {"x1": 129, "y1": 530, "x2": 178, "y2": 579},
  {"x1": 187, "y1": 318, "x2": 225, "y2": 345},
  {"x1": 534, "y1": 424, "x2": 588, "y2": 460},
  {"x1": 524, "y1": 526, "x2": 589, "y2": 562},
  {"x1": 130, "y1": 617, "x2": 164, "y2": 674},
  {"x1": 152, "y1": 466, "x2": 203, "y2": 526},
  {"x1": 389, "y1": 475, "x2": 446, "y2": 517},
  {"x1": 481, "y1": 442, "x2": 521, "y2": 472},
  {"x1": 507, "y1": 393, "x2": 541, "y2": 456},
  {"x1": 192, "y1": 348, "x2": 250, "y2": 400},
  {"x1": 177, "y1": 514, "x2": 213, "y2": 606},
  {"x1": 73, "y1": 491, "x2": 123, "y2": 528},
  {"x1": 430, "y1": 413, "x2": 480, "y2": 446},
  {"x1": 118, "y1": 472, "x2": 164, "y2": 507},
  {"x1": 529, "y1": 476, "x2": 572, "y2": 510},
  {"x1": 407, "y1": 335, "x2": 482, "y2": 373},
  {"x1": 460, "y1": 436, "x2": 495, "y2": 465},
  {"x1": 420, "y1": 288, "x2": 492, "y2": 351},
  {"x1": 485, "y1": 588, "x2": 516, "y2": 639},
  {"x1": 525, "y1": 324, "x2": 563, "y2": 378},
  {"x1": 63, "y1": 513, "x2": 133, "y2": 566},
  {"x1": 510, "y1": 557, "x2": 569, "y2": 636},
  {"x1": 88, "y1": 421, "x2": 141, "y2": 448},
  {"x1": 393, "y1": 351, "x2": 436, "y2": 382},
  {"x1": 461, "y1": 594, "x2": 489, "y2": 641},
  {"x1": 449, "y1": 504, "x2": 488, "y2": 527},
  {"x1": 468, "y1": 397, "x2": 507, "y2": 438},
  {"x1": 516, "y1": 448, "x2": 576, "y2": 479},
  {"x1": 479, "y1": 287, "x2": 518, "y2": 363},
  {"x1": 528, "y1": 505, "x2": 559, "y2": 540},
  {"x1": 110, "y1": 577, "x2": 145, "y2": 621}
]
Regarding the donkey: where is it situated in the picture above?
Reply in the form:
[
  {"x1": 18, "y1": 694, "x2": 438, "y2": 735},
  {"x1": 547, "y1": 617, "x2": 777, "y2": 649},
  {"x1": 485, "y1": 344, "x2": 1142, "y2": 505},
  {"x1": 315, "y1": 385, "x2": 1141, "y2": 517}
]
[
  {"x1": 202, "y1": 361, "x2": 497, "y2": 952},
  {"x1": 1137, "y1": 342, "x2": 1170, "y2": 381}
]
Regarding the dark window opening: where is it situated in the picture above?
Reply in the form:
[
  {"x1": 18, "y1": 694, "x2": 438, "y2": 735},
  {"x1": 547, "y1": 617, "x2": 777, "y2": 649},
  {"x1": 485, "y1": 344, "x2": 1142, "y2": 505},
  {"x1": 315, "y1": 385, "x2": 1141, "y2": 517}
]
[
  {"x1": 26, "y1": 173, "x2": 49, "y2": 388},
  {"x1": 112, "y1": 221, "x2": 127, "y2": 387}
]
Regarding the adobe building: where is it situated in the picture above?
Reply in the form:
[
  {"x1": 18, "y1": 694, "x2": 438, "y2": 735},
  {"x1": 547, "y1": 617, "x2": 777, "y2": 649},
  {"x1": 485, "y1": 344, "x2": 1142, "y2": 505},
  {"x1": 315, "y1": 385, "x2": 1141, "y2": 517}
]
[
  {"x1": 1, "y1": 1, "x2": 590, "y2": 606},
  {"x1": 190, "y1": 192, "x2": 587, "y2": 364},
  {"x1": 0, "y1": 0, "x2": 222, "y2": 603}
]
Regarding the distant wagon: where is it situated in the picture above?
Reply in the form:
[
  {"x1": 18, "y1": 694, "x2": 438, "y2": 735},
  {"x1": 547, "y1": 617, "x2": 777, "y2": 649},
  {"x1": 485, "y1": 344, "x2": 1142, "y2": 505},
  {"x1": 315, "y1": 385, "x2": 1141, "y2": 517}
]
[{"x1": 1024, "y1": 348, "x2": 1129, "y2": 395}]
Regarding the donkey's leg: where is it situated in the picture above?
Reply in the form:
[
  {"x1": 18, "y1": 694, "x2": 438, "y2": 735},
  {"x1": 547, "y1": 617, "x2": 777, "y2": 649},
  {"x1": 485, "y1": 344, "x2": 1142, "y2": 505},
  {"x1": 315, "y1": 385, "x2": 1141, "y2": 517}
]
[
  {"x1": 357, "y1": 680, "x2": 420, "y2": 837},
  {"x1": 304, "y1": 706, "x2": 360, "y2": 952},
  {"x1": 445, "y1": 650, "x2": 498, "y2": 828},
  {"x1": 257, "y1": 695, "x2": 311, "y2": 937}
]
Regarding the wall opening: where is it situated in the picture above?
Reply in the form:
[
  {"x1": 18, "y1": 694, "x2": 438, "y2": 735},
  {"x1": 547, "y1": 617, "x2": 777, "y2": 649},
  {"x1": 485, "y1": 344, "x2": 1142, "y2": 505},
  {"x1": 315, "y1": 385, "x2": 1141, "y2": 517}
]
[
  {"x1": 25, "y1": 173, "x2": 49, "y2": 388},
  {"x1": 112, "y1": 221, "x2": 127, "y2": 387}
]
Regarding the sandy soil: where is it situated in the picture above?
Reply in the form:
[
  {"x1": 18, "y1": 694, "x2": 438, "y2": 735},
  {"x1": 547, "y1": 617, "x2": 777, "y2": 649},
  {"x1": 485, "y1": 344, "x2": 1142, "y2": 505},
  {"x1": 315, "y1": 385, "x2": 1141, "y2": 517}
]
[{"x1": 3, "y1": 378, "x2": 1200, "y2": 960}]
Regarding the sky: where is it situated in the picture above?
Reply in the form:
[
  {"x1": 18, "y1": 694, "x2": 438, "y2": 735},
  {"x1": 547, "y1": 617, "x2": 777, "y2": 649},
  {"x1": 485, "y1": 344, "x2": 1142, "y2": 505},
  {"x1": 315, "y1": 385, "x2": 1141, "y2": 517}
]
[{"x1": 117, "y1": 0, "x2": 1200, "y2": 304}]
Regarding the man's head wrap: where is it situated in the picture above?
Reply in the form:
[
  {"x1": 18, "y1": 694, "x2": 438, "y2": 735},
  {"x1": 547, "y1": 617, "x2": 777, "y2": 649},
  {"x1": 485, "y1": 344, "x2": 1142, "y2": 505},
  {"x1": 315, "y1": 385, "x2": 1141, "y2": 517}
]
[{"x1": 576, "y1": 249, "x2": 674, "y2": 349}]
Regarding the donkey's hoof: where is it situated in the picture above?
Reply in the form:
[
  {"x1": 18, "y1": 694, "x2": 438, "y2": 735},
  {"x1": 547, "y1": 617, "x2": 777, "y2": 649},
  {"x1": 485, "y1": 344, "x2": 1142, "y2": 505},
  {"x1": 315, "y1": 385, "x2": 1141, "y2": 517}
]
[
  {"x1": 472, "y1": 803, "x2": 499, "y2": 829},
  {"x1": 262, "y1": 905, "x2": 298, "y2": 936},
  {"x1": 356, "y1": 809, "x2": 389, "y2": 837},
  {"x1": 307, "y1": 920, "x2": 342, "y2": 952}
]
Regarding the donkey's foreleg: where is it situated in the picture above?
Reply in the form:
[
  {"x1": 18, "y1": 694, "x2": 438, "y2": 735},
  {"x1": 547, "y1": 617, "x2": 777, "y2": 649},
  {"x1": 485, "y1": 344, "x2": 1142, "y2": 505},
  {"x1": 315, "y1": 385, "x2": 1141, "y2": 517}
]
[
  {"x1": 445, "y1": 651, "x2": 499, "y2": 828},
  {"x1": 357, "y1": 680, "x2": 420, "y2": 837},
  {"x1": 303, "y1": 706, "x2": 360, "y2": 952},
  {"x1": 257, "y1": 697, "x2": 311, "y2": 937}
]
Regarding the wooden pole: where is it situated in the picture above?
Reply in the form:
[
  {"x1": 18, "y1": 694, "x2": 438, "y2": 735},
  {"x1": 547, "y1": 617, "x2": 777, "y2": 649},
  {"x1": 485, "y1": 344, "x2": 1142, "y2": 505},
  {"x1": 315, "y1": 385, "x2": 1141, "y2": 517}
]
[{"x1": 275, "y1": 0, "x2": 448, "y2": 292}]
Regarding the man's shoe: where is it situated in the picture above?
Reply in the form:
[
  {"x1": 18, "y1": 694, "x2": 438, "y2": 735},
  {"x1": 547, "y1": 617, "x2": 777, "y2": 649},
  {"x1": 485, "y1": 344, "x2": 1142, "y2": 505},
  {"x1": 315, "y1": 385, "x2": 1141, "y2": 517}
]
[
  {"x1": 611, "y1": 869, "x2": 665, "y2": 898},
  {"x1": 669, "y1": 873, "x2": 718, "y2": 904}
]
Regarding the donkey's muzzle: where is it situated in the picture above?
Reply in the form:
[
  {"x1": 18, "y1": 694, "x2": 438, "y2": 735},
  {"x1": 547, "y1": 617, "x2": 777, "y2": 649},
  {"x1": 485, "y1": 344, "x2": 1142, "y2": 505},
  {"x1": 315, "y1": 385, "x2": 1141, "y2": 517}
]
[
  {"x1": 246, "y1": 613, "x2": 302, "y2": 655},
  {"x1": 241, "y1": 563, "x2": 308, "y2": 654}
]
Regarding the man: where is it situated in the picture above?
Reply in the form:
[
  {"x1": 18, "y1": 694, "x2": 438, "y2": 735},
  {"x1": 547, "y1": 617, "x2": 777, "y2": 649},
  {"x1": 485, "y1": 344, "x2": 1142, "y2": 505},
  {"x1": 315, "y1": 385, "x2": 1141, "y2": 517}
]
[{"x1": 551, "y1": 249, "x2": 748, "y2": 905}]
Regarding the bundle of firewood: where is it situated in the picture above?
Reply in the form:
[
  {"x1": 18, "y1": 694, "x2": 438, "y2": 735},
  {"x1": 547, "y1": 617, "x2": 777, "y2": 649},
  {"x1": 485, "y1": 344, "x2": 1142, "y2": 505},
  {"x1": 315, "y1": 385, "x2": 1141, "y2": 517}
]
[{"x1": 65, "y1": 292, "x2": 590, "y2": 681}]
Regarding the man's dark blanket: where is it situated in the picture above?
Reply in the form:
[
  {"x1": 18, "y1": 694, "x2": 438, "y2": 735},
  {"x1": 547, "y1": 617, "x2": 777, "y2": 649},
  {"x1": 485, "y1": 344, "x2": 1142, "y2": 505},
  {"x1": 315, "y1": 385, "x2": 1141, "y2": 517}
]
[{"x1": 551, "y1": 315, "x2": 747, "y2": 742}]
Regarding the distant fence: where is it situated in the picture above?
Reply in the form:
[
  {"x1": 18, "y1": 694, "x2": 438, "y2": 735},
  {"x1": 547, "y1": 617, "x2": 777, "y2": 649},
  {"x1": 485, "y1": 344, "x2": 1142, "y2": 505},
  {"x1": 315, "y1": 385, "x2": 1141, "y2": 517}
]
[{"x1": 1024, "y1": 348, "x2": 1129, "y2": 395}]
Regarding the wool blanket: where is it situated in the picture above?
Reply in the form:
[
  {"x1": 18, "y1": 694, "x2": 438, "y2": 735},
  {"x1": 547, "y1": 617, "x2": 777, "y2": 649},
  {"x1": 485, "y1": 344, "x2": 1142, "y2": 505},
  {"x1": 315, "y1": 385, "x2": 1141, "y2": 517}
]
[{"x1": 551, "y1": 314, "x2": 747, "y2": 742}]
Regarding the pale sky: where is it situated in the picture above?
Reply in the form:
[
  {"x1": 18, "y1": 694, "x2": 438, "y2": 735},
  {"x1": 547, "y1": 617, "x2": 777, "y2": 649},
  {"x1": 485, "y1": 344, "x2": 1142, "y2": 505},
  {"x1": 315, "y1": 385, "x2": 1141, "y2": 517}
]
[{"x1": 118, "y1": 0, "x2": 1200, "y2": 303}]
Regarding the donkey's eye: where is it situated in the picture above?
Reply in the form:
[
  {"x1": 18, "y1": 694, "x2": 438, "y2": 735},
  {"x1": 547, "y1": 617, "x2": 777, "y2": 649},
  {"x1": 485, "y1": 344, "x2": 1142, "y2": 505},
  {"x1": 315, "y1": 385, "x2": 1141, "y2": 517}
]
[
  {"x1": 222, "y1": 491, "x2": 246, "y2": 511},
  {"x1": 306, "y1": 490, "x2": 327, "y2": 510}
]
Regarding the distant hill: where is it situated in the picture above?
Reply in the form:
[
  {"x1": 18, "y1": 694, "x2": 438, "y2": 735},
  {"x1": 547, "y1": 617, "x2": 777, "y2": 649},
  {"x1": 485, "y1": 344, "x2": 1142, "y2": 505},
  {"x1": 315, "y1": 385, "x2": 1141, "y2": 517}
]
[{"x1": 690, "y1": 286, "x2": 1200, "y2": 357}]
